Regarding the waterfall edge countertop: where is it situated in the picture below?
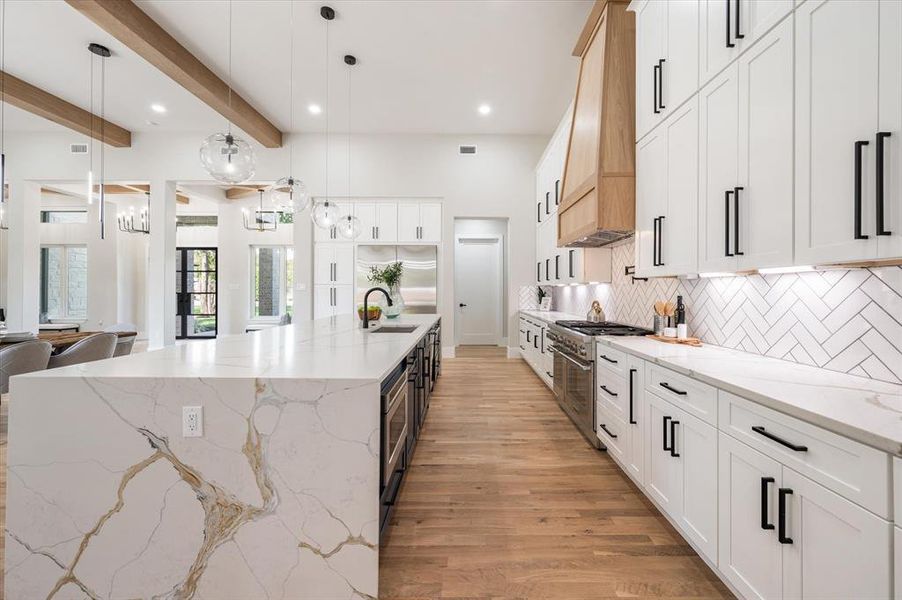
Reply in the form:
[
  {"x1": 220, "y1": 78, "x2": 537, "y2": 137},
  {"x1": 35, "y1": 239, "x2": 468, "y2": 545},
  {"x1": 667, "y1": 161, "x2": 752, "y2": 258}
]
[
  {"x1": 597, "y1": 335, "x2": 902, "y2": 455},
  {"x1": 17, "y1": 313, "x2": 440, "y2": 382}
]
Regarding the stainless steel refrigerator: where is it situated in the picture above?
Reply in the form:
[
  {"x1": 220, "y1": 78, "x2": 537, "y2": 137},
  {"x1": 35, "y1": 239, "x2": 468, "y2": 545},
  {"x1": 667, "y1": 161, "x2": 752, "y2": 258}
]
[{"x1": 356, "y1": 245, "x2": 438, "y2": 314}]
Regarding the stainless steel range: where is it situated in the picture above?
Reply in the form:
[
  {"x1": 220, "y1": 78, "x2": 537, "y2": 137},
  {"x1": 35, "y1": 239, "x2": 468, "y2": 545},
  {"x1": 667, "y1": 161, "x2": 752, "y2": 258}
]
[{"x1": 547, "y1": 320, "x2": 653, "y2": 449}]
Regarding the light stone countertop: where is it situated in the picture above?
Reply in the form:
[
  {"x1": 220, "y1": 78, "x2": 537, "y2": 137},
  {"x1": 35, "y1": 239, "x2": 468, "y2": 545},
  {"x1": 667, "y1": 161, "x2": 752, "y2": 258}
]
[
  {"x1": 519, "y1": 309, "x2": 582, "y2": 323},
  {"x1": 20, "y1": 313, "x2": 440, "y2": 382},
  {"x1": 597, "y1": 336, "x2": 902, "y2": 455}
]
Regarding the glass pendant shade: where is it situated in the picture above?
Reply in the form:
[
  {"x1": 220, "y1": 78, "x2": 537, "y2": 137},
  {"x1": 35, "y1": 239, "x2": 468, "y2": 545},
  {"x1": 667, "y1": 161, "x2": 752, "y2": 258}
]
[
  {"x1": 199, "y1": 132, "x2": 256, "y2": 184},
  {"x1": 311, "y1": 200, "x2": 341, "y2": 229},
  {"x1": 271, "y1": 176, "x2": 309, "y2": 214},
  {"x1": 336, "y1": 214, "x2": 361, "y2": 239}
]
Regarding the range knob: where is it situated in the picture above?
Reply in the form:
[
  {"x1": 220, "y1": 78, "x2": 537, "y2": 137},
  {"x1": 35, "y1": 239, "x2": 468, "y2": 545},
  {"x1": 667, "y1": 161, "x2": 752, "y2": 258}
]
[{"x1": 578, "y1": 347, "x2": 587, "y2": 356}]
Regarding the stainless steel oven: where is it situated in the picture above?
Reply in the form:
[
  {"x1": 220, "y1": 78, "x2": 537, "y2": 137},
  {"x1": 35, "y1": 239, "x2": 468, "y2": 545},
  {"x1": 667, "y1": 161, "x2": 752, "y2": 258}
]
[
  {"x1": 548, "y1": 325, "x2": 599, "y2": 449},
  {"x1": 381, "y1": 362, "x2": 409, "y2": 533}
]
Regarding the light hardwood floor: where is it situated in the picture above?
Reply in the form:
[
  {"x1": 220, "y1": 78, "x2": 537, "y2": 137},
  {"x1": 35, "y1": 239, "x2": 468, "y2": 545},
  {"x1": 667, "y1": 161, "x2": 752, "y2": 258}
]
[
  {"x1": 379, "y1": 346, "x2": 733, "y2": 599},
  {"x1": 0, "y1": 349, "x2": 731, "y2": 599}
]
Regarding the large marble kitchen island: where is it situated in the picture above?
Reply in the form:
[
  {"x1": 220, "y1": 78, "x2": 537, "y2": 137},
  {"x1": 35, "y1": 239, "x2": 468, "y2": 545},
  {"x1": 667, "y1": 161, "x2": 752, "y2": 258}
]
[{"x1": 5, "y1": 313, "x2": 440, "y2": 600}]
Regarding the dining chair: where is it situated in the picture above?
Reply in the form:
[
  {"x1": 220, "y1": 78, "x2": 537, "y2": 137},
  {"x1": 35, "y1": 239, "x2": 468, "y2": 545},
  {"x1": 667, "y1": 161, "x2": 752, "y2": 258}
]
[
  {"x1": 112, "y1": 333, "x2": 137, "y2": 357},
  {"x1": 48, "y1": 333, "x2": 117, "y2": 369},
  {"x1": 279, "y1": 313, "x2": 292, "y2": 325},
  {"x1": 0, "y1": 340, "x2": 53, "y2": 394}
]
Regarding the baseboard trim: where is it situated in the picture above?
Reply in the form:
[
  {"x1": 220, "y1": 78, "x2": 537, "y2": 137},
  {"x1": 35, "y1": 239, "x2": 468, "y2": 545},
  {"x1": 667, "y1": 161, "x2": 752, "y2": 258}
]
[
  {"x1": 506, "y1": 346, "x2": 522, "y2": 359},
  {"x1": 443, "y1": 345, "x2": 456, "y2": 358}
]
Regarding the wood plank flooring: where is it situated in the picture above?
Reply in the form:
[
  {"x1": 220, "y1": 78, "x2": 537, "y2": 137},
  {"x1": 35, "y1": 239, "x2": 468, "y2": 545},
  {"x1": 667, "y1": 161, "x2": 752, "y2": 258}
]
[{"x1": 379, "y1": 346, "x2": 733, "y2": 600}]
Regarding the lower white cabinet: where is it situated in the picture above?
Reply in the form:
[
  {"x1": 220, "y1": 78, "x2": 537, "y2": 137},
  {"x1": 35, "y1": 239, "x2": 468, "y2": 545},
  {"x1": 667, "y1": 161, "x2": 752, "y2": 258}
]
[
  {"x1": 313, "y1": 285, "x2": 353, "y2": 318},
  {"x1": 895, "y1": 527, "x2": 902, "y2": 600},
  {"x1": 645, "y1": 392, "x2": 686, "y2": 521},
  {"x1": 518, "y1": 314, "x2": 552, "y2": 387}
]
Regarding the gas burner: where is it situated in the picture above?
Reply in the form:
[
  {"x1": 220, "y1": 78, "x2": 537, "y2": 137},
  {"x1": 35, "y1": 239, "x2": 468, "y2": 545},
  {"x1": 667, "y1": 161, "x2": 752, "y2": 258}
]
[{"x1": 555, "y1": 320, "x2": 654, "y2": 337}]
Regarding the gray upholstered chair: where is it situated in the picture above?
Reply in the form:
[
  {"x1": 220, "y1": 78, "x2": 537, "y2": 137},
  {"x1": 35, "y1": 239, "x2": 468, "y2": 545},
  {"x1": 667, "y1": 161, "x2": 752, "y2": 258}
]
[
  {"x1": 112, "y1": 333, "x2": 137, "y2": 357},
  {"x1": 279, "y1": 313, "x2": 292, "y2": 325},
  {"x1": 0, "y1": 340, "x2": 53, "y2": 394},
  {"x1": 48, "y1": 333, "x2": 117, "y2": 369}
]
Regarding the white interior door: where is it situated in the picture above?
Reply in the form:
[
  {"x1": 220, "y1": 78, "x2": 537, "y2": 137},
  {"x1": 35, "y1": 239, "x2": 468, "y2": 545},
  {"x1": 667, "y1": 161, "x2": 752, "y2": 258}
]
[{"x1": 455, "y1": 236, "x2": 502, "y2": 345}]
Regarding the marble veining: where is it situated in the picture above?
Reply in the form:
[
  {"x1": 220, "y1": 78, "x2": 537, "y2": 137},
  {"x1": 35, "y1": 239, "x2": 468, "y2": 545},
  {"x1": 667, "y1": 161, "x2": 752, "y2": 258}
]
[{"x1": 4, "y1": 315, "x2": 435, "y2": 598}]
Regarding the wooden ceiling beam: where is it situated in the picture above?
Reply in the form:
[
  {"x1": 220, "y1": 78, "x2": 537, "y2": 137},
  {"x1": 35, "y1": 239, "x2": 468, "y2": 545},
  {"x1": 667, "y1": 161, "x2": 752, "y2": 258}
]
[
  {"x1": 0, "y1": 70, "x2": 132, "y2": 147},
  {"x1": 225, "y1": 186, "x2": 261, "y2": 200},
  {"x1": 66, "y1": 0, "x2": 283, "y2": 148},
  {"x1": 176, "y1": 191, "x2": 190, "y2": 204}
]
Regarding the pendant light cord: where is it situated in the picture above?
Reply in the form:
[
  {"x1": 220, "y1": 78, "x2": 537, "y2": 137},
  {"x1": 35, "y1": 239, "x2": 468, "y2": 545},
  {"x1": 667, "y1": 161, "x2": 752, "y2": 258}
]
[
  {"x1": 347, "y1": 58, "x2": 351, "y2": 200},
  {"x1": 88, "y1": 48, "x2": 93, "y2": 202},
  {"x1": 288, "y1": 0, "x2": 294, "y2": 168},
  {"x1": 1, "y1": 0, "x2": 5, "y2": 159},
  {"x1": 100, "y1": 51, "x2": 105, "y2": 238},
  {"x1": 325, "y1": 11, "x2": 330, "y2": 204},
  {"x1": 227, "y1": 0, "x2": 232, "y2": 134}
]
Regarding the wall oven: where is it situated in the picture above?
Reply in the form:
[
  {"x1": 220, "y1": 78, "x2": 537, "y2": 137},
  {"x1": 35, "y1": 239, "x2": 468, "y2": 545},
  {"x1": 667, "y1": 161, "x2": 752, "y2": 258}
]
[{"x1": 380, "y1": 361, "x2": 409, "y2": 532}]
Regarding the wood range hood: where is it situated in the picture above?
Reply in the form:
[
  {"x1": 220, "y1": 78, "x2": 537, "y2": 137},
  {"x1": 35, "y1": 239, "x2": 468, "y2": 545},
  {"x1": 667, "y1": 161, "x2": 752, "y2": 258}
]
[{"x1": 558, "y1": 0, "x2": 635, "y2": 248}]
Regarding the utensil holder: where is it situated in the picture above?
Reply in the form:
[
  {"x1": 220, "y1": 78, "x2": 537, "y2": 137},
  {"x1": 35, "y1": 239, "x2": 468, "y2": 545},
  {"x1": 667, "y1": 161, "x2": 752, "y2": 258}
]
[{"x1": 653, "y1": 315, "x2": 665, "y2": 335}]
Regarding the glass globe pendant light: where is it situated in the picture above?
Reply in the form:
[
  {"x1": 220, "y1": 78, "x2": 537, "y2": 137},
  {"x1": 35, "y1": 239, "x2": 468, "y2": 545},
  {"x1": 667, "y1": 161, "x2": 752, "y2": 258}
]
[
  {"x1": 311, "y1": 199, "x2": 341, "y2": 229},
  {"x1": 311, "y1": 6, "x2": 335, "y2": 231},
  {"x1": 336, "y1": 213, "x2": 361, "y2": 240},
  {"x1": 271, "y1": 1, "x2": 308, "y2": 214},
  {"x1": 199, "y1": 0, "x2": 256, "y2": 184}
]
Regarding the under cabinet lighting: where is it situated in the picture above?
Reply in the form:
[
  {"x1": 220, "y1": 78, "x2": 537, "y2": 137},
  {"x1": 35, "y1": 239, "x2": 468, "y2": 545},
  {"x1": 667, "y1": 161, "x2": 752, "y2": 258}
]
[
  {"x1": 478, "y1": 104, "x2": 491, "y2": 116},
  {"x1": 758, "y1": 265, "x2": 815, "y2": 275},
  {"x1": 308, "y1": 104, "x2": 322, "y2": 115},
  {"x1": 698, "y1": 272, "x2": 739, "y2": 278},
  {"x1": 150, "y1": 103, "x2": 167, "y2": 114}
]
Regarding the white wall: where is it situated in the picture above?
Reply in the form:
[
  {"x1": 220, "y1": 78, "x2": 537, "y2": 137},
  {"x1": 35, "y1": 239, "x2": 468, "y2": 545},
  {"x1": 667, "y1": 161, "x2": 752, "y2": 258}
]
[{"x1": 1, "y1": 131, "x2": 545, "y2": 346}]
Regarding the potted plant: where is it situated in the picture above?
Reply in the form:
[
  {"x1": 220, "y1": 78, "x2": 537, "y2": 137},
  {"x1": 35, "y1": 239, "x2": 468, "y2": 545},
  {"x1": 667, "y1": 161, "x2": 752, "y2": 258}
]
[{"x1": 367, "y1": 261, "x2": 404, "y2": 318}]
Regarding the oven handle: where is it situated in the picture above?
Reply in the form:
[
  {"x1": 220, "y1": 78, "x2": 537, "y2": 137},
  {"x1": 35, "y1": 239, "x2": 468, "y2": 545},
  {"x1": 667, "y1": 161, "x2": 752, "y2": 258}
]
[{"x1": 549, "y1": 346, "x2": 593, "y2": 371}]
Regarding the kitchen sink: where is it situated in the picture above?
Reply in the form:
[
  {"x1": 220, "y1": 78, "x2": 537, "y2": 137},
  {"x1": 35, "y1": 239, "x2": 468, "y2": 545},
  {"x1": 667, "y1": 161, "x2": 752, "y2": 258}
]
[{"x1": 369, "y1": 325, "x2": 419, "y2": 334}]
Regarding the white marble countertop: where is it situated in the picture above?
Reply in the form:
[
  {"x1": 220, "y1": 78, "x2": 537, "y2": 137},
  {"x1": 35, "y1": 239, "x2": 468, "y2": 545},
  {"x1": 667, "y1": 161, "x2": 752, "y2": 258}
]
[
  {"x1": 519, "y1": 309, "x2": 581, "y2": 323},
  {"x1": 597, "y1": 336, "x2": 902, "y2": 455},
  {"x1": 22, "y1": 314, "x2": 439, "y2": 382}
]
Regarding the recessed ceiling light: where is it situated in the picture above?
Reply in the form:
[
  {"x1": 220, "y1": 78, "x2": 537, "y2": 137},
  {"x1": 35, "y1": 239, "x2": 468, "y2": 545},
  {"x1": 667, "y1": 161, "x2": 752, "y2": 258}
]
[
  {"x1": 150, "y1": 103, "x2": 167, "y2": 114},
  {"x1": 478, "y1": 104, "x2": 491, "y2": 116},
  {"x1": 308, "y1": 104, "x2": 322, "y2": 115}
]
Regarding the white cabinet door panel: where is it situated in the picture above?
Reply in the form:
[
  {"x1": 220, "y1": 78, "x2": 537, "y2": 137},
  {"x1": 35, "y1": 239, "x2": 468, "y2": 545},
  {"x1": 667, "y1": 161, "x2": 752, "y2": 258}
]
[
  {"x1": 313, "y1": 285, "x2": 333, "y2": 319},
  {"x1": 354, "y1": 203, "x2": 377, "y2": 242},
  {"x1": 644, "y1": 393, "x2": 682, "y2": 518},
  {"x1": 376, "y1": 203, "x2": 398, "y2": 242},
  {"x1": 332, "y1": 245, "x2": 355, "y2": 285},
  {"x1": 635, "y1": 0, "x2": 666, "y2": 139},
  {"x1": 661, "y1": 97, "x2": 699, "y2": 277},
  {"x1": 879, "y1": 0, "x2": 902, "y2": 258},
  {"x1": 718, "y1": 432, "x2": 784, "y2": 600},
  {"x1": 635, "y1": 128, "x2": 666, "y2": 275},
  {"x1": 624, "y1": 356, "x2": 645, "y2": 485},
  {"x1": 333, "y1": 285, "x2": 354, "y2": 316},
  {"x1": 663, "y1": 0, "x2": 699, "y2": 116},
  {"x1": 314, "y1": 247, "x2": 334, "y2": 285},
  {"x1": 795, "y1": 0, "x2": 880, "y2": 264},
  {"x1": 675, "y1": 409, "x2": 718, "y2": 563},
  {"x1": 419, "y1": 202, "x2": 442, "y2": 242},
  {"x1": 781, "y1": 467, "x2": 892, "y2": 600},
  {"x1": 397, "y1": 203, "x2": 420, "y2": 242}
]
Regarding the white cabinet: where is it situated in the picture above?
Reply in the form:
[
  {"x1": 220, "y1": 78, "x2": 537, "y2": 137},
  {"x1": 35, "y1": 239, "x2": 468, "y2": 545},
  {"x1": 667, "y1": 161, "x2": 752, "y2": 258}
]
[
  {"x1": 782, "y1": 467, "x2": 892, "y2": 600},
  {"x1": 699, "y1": 0, "x2": 792, "y2": 86},
  {"x1": 313, "y1": 201, "x2": 352, "y2": 242},
  {"x1": 879, "y1": 0, "x2": 902, "y2": 259},
  {"x1": 644, "y1": 391, "x2": 683, "y2": 518},
  {"x1": 518, "y1": 314, "x2": 552, "y2": 387},
  {"x1": 635, "y1": 0, "x2": 699, "y2": 140},
  {"x1": 313, "y1": 285, "x2": 353, "y2": 318},
  {"x1": 354, "y1": 202, "x2": 397, "y2": 242},
  {"x1": 636, "y1": 96, "x2": 699, "y2": 277},
  {"x1": 398, "y1": 202, "x2": 441, "y2": 243},
  {"x1": 895, "y1": 526, "x2": 902, "y2": 600},
  {"x1": 699, "y1": 17, "x2": 793, "y2": 272},
  {"x1": 314, "y1": 245, "x2": 354, "y2": 285}
]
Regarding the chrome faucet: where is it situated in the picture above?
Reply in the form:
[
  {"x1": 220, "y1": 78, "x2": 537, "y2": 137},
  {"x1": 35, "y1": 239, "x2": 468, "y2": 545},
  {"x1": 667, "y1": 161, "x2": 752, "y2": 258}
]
[{"x1": 363, "y1": 287, "x2": 393, "y2": 330}]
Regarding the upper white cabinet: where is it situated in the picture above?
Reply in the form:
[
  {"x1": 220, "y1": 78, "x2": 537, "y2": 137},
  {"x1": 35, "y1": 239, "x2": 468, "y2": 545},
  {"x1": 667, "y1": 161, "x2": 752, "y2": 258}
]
[
  {"x1": 313, "y1": 201, "x2": 352, "y2": 242},
  {"x1": 699, "y1": 17, "x2": 793, "y2": 272},
  {"x1": 354, "y1": 202, "x2": 398, "y2": 242},
  {"x1": 879, "y1": 0, "x2": 902, "y2": 258},
  {"x1": 699, "y1": 0, "x2": 792, "y2": 86},
  {"x1": 398, "y1": 202, "x2": 441, "y2": 243},
  {"x1": 635, "y1": 0, "x2": 699, "y2": 140},
  {"x1": 636, "y1": 96, "x2": 699, "y2": 277}
]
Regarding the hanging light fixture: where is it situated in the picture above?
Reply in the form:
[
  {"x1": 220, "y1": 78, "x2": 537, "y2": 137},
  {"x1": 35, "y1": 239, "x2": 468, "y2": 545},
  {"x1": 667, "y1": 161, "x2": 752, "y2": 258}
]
[
  {"x1": 88, "y1": 42, "x2": 111, "y2": 240},
  {"x1": 243, "y1": 189, "x2": 278, "y2": 232},
  {"x1": 337, "y1": 54, "x2": 360, "y2": 240},
  {"x1": 118, "y1": 191, "x2": 150, "y2": 234},
  {"x1": 0, "y1": 0, "x2": 7, "y2": 231},
  {"x1": 311, "y1": 6, "x2": 338, "y2": 231},
  {"x1": 271, "y1": 0, "x2": 308, "y2": 215},
  {"x1": 199, "y1": 0, "x2": 256, "y2": 184}
]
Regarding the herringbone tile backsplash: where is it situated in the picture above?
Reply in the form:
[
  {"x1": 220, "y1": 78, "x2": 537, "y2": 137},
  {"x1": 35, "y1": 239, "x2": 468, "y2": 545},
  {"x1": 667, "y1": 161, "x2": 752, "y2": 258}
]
[{"x1": 546, "y1": 240, "x2": 902, "y2": 384}]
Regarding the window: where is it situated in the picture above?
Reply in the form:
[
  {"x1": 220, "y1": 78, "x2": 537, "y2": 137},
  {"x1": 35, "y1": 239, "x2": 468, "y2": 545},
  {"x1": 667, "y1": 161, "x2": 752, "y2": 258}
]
[
  {"x1": 40, "y1": 210, "x2": 87, "y2": 224},
  {"x1": 176, "y1": 215, "x2": 218, "y2": 227},
  {"x1": 251, "y1": 246, "x2": 294, "y2": 318},
  {"x1": 40, "y1": 245, "x2": 88, "y2": 320}
]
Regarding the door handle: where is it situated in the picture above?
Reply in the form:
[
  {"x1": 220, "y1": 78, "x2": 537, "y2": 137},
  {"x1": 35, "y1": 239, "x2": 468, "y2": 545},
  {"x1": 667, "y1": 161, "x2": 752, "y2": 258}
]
[
  {"x1": 659, "y1": 381, "x2": 687, "y2": 396},
  {"x1": 652, "y1": 217, "x2": 659, "y2": 266},
  {"x1": 628, "y1": 368, "x2": 637, "y2": 425},
  {"x1": 545, "y1": 192, "x2": 550, "y2": 215},
  {"x1": 761, "y1": 476, "x2": 775, "y2": 530},
  {"x1": 599, "y1": 385, "x2": 618, "y2": 397},
  {"x1": 778, "y1": 488, "x2": 793, "y2": 544},
  {"x1": 734, "y1": 0, "x2": 744, "y2": 40},
  {"x1": 459, "y1": 303, "x2": 467, "y2": 308},
  {"x1": 657, "y1": 59, "x2": 666, "y2": 110},
  {"x1": 726, "y1": 0, "x2": 734, "y2": 48},
  {"x1": 657, "y1": 215, "x2": 665, "y2": 266},
  {"x1": 599, "y1": 423, "x2": 618, "y2": 439},
  {"x1": 653, "y1": 63, "x2": 660, "y2": 114},
  {"x1": 751, "y1": 426, "x2": 808, "y2": 452},
  {"x1": 555, "y1": 180, "x2": 560, "y2": 205},
  {"x1": 734, "y1": 186, "x2": 744, "y2": 255},
  {"x1": 877, "y1": 132, "x2": 892, "y2": 236},
  {"x1": 599, "y1": 354, "x2": 617, "y2": 364},
  {"x1": 854, "y1": 140, "x2": 870, "y2": 240},
  {"x1": 725, "y1": 190, "x2": 734, "y2": 257},
  {"x1": 662, "y1": 415, "x2": 672, "y2": 452},
  {"x1": 669, "y1": 419, "x2": 680, "y2": 457}
]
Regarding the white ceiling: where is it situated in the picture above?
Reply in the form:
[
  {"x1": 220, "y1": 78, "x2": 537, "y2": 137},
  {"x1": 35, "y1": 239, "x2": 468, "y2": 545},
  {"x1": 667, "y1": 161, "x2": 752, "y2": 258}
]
[{"x1": 2, "y1": 0, "x2": 591, "y2": 137}]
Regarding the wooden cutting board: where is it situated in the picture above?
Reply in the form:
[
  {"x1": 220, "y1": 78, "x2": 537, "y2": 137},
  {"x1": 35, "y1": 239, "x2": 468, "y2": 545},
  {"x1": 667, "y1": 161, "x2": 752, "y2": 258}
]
[{"x1": 646, "y1": 334, "x2": 703, "y2": 347}]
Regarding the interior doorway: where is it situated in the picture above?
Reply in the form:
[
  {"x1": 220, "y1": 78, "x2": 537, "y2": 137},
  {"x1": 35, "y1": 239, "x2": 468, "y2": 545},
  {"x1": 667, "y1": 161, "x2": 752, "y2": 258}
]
[
  {"x1": 176, "y1": 247, "x2": 217, "y2": 339},
  {"x1": 454, "y1": 228, "x2": 504, "y2": 346}
]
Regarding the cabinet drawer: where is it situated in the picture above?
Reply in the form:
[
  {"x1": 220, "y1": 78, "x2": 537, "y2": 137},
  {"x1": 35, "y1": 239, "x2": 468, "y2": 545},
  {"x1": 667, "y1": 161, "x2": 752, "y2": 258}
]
[
  {"x1": 596, "y1": 344, "x2": 627, "y2": 376},
  {"x1": 645, "y1": 362, "x2": 717, "y2": 426},
  {"x1": 597, "y1": 367, "x2": 627, "y2": 423},
  {"x1": 719, "y1": 390, "x2": 891, "y2": 518},
  {"x1": 596, "y1": 402, "x2": 626, "y2": 467}
]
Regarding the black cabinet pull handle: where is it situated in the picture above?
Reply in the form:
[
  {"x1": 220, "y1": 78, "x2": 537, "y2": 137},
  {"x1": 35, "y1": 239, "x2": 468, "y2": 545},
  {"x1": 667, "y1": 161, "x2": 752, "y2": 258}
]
[
  {"x1": 600, "y1": 384, "x2": 618, "y2": 397},
  {"x1": 657, "y1": 59, "x2": 666, "y2": 110},
  {"x1": 855, "y1": 140, "x2": 870, "y2": 240},
  {"x1": 653, "y1": 63, "x2": 661, "y2": 114},
  {"x1": 555, "y1": 180, "x2": 560, "y2": 206},
  {"x1": 537, "y1": 202, "x2": 541, "y2": 223},
  {"x1": 526, "y1": 330, "x2": 531, "y2": 343},
  {"x1": 662, "y1": 416, "x2": 672, "y2": 452},
  {"x1": 555, "y1": 255, "x2": 560, "y2": 280},
  {"x1": 545, "y1": 192, "x2": 550, "y2": 215},
  {"x1": 877, "y1": 132, "x2": 892, "y2": 236},
  {"x1": 652, "y1": 217, "x2": 659, "y2": 266},
  {"x1": 568, "y1": 250, "x2": 575, "y2": 278},
  {"x1": 599, "y1": 354, "x2": 618, "y2": 364},
  {"x1": 537, "y1": 261, "x2": 541, "y2": 281},
  {"x1": 734, "y1": 187, "x2": 745, "y2": 255},
  {"x1": 659, "y1": 381, "x2": 687, "y2": 396},
  {"x1": 545, "y1": 259, "x2": 550, "y2": 282},
  {"x1": 657, "y1": 215, "x2": 665, "y2": 266},
  {"x1": 752, "y1": 426, "x2": 808, "y2": 452},
  {"x1": 628, "y1": 368, "x2": 637, "y2": 425},
  {"x1": 726, "y1": 0, "x2": 734, "y2": 47},
  {"x1": 778, "y1": 488, "x2": 793, "y2": 544},
  {"x1": 669, "y1": 420, "x2": 680, "y2": 457},
  {"x1": 599, "y1": 423, "x2": 618, "y2": 439},
  {"x1": 761, "y1": 477, "x2": 775, "y2": 530},
  {"x1": 734, "y1": 0, "x2": 744, "y2": 40},
  {"x1": 725, "y1": 190, "x2": 734, "y2": 257}
]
